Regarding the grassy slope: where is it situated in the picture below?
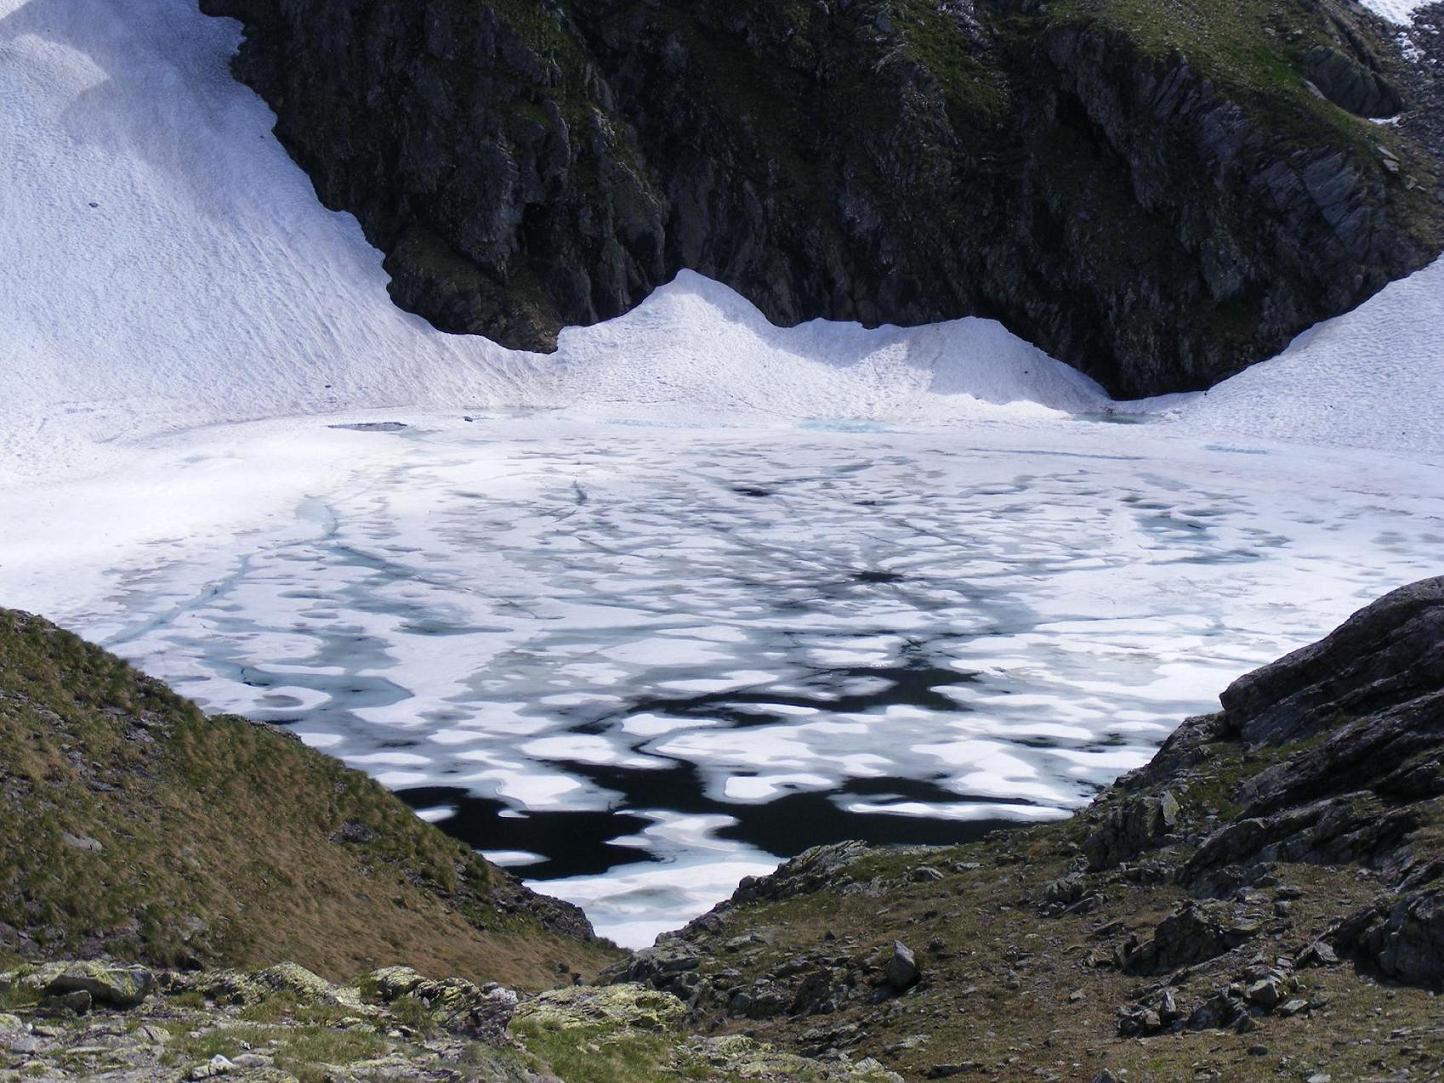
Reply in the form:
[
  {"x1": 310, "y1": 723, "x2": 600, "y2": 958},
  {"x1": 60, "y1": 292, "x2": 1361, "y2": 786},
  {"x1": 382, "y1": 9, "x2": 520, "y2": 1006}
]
[{"x1": 0, "y1": 609, "x2": 620, "y2": 988}]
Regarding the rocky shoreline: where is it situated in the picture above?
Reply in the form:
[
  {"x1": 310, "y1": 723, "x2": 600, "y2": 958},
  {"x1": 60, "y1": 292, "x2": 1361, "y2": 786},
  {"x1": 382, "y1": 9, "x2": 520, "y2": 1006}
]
[
  {"x1": 595, "y1": 578, "x2": 1444, "y2": 1079},
  {"x1": 5, "y1": 581, "x2": 1444, "y2": 1079}
]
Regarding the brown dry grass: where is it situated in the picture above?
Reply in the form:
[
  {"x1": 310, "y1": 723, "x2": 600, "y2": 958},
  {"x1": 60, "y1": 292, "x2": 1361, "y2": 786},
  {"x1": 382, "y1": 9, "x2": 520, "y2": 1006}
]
[{"x1": 0, "y1": 609, "x2": 620, "y2": 989}]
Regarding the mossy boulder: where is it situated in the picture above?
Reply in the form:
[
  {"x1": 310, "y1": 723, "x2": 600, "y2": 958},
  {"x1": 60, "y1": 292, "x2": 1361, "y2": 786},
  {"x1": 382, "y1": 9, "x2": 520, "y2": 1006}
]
[
  {"x1": 5, "y1": 961, "x2": 156, "y2": 1009},
  {"x1": 511, "y1": 983, "x2": 688, "y2": 1033}
]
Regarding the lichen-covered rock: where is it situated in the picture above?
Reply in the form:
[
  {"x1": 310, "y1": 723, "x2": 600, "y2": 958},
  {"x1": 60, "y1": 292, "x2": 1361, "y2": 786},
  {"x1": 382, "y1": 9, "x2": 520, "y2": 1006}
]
[
  {"x1": 361, "y1": 965, "x2": 427, "y2": 1003},
  {"x1": 512, "y1": 982, "x2": 687, "y2": 1033},
  {"x1": 370, "y1": 971, "x2": 519, "y2": 1039},
  {"x1": 600, "y1": 936, "x2": 701, "y2": 996},
  {"x1": 255, "y1": 961, "x2": 343, "y2": 1004},
  {"x1": 176, "y1": 969, "x2": 267, "y2": 1007},
  {"x1": 8, "y1": 961, "x2": 156, "y2": 1009},
  {"x1": 686, "y1": 1033, "x2": 902, "y2": 1082}
]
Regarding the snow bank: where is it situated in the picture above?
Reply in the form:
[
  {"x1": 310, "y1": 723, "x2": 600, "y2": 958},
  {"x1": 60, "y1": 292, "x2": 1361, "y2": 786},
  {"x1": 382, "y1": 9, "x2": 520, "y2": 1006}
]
[
  {"x1": 0, "y1": 0, "x2": 1102, "y2": 488},
  {"x1": 1141, "y1": 257, "x2": 1444, "y2": 460}
]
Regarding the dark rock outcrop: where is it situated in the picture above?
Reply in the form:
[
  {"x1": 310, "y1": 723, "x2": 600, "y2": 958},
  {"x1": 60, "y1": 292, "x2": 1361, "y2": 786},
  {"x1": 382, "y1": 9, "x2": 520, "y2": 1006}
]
[
  {"x1": 199, "y1": 0, "x2": 1443, "y2": 397},
  {"x1": 1123, "y1": 900, "x2": 1261, "y2": 974},
  {"x1": 1305, "y1": 45, "x2": 1402, "y2": 118},
  {"x1": 1088, "y1": 577, "x2": 1444, "y2": 985}
]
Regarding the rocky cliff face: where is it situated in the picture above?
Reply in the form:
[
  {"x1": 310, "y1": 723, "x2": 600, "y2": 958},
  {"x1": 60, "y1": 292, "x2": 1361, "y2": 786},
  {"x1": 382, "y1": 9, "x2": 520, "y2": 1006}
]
[{"x1": 201, "y1": 0, "x2": 1442, "y2": 396}]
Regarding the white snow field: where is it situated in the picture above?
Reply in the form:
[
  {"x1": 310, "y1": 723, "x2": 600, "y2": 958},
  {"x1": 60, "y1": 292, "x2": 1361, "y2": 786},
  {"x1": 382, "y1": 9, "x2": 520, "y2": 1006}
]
[
  {"x1": 3, "y1": 0, "x2": 1444, "y2": 945},
  {"x1": 1360, "y1": 0, "x2": 1431, "y2": 24}
]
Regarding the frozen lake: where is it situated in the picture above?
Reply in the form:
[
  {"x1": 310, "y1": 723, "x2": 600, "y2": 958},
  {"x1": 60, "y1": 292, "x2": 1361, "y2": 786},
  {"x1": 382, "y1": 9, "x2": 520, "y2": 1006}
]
[
  {"x1": 6, "y1": 411, "x2": 1440, "y2": 946},
  {"x1": 6, "y1": 0, "x2": 1444, "y2": 951}
]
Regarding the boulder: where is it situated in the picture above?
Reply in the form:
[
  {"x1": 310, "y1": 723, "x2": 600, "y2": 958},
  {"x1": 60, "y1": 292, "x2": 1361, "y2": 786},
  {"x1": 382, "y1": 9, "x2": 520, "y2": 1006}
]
[
  {"x1": 1084, "y1": 791, "x2": 1180, "y2": 869},
  {"x1": 255, "y1": 962, "x2": 338, "y2": 1004},
  {"x1": 1219, "y1": 578, "x2": 1444, "y2": 746},
  {"x1": 886, "y1": 941, "x2": 920, "y2": 991},
  {"x1": 1340, "y1": 889, "x2": 1444, "y2": 986},
  {"x1": 512, "y1": 983, "x2": 687, "y2": 1033},
  {"x1": 1125, "y1": 902, "x2": 1258, "y2": 974},
  {"x1": 11, "y1": 961, "x2": 156, "y2": 1009}
]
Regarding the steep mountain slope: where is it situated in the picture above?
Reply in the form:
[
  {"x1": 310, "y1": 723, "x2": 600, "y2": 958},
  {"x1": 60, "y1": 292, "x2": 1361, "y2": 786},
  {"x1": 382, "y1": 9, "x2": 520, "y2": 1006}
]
[
  {"x1": 203, "y1": 0, "x2": 1443, "y2": 396},
  {"x1": 0, "y1": 608, "x2": 619, "y2": 987}
]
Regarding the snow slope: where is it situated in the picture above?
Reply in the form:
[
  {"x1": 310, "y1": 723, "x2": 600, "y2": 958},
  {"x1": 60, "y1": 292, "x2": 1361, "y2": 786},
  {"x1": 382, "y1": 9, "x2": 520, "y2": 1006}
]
[
  {"x1": 0, "y1": 0, "x2": 1104, "y2": 488},
  {"x1": 1359, "y1": 0, "x2": 1431, "y2": 24},
  {"x1": 1145, "y1": 257, "x2": 1444, "y2": 458}
]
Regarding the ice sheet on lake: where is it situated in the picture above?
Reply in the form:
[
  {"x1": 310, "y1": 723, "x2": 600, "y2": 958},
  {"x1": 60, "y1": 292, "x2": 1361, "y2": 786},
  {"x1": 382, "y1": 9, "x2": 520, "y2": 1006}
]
[
  {"x1": 6, "y1": 0, "x2": 1444, "y2": 949},
  {"x1": 6, "y1": 415, "x2": 1440, "y2": 945}
]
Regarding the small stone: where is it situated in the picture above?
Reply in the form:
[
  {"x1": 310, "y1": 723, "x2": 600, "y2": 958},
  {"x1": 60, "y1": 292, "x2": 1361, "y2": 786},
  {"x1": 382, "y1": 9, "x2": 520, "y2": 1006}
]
[
  {"x1": 1276, "y1": 998, "x2": 1309, "y2": 1017},
  {"x1": 887, "y1": 941, "x2": 920, "y2": 991},
  {"x1": 1306, "y1": 1074, "x2": 1331, "y2": 1083},
  {"x1": 1159, "y1": 988, "x2": 1181, "y2": 1022},
  {"x1": 1068, "y1": 989, "x2": 1085, "y2": 1003},
  {"x1": 190, "y1": 1054, "x2": 235, "y2": 1079},
  {"x1": 61, "y1": 832, "x2": 103, "y2": 852},
  {"x1": 1245, "y1": 978, "x2": 1281, "y2": 1008},
  {"x1": 911, "y1": 866, "x2": 944, "y2": 883}
]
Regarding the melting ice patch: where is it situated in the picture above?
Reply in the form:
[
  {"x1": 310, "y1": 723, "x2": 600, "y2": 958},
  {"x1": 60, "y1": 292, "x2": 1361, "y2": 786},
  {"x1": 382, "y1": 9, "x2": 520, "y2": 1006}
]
[{"x1": 7, "y1": 415, "x2": 1442, "y2": 945}]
